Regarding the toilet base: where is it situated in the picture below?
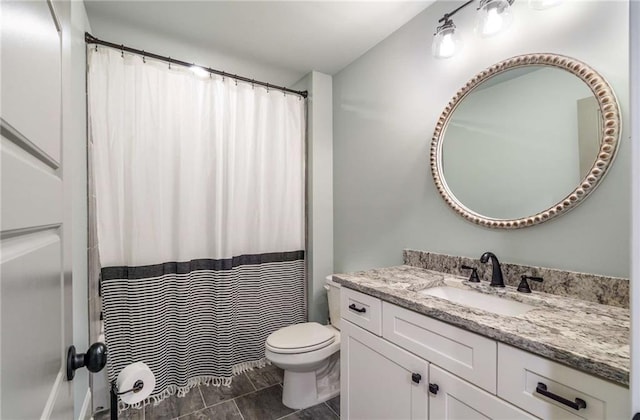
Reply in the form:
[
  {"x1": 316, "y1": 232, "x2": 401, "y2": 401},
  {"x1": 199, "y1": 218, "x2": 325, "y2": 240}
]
[{"x1": 281, "y1": 353, "x2": 340, "y2": 410}]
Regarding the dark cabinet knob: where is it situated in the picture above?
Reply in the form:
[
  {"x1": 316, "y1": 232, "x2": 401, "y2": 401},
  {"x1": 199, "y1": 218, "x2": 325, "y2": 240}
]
[
  {"x1": 429, "y1": 383, "x2": 439, "y2": 395},
  {"x1": 411, "y1": 373, "x2": 422, "y2": 384},
  {"x1": 66, "y1": 342, "x2": 107, "y2": 380}
]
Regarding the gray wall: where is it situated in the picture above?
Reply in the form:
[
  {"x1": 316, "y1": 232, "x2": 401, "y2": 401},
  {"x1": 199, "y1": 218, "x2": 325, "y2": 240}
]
[
  {"x1": 333, "y1": 0, "x2": 630, "y2": 278},
  {"x1": 293, "y1": 72, "x2": 334, "y2": 324}
]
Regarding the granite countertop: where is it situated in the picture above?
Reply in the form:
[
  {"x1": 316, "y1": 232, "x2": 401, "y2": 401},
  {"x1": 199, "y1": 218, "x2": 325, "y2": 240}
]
[{"x1": 333, "y1": 265, "x2": 630, "y2": 386}]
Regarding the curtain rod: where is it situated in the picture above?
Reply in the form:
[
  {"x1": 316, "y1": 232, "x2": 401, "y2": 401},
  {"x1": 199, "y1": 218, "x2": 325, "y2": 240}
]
[{"x1": 85, "y1": 32, "x2": 308, "y2": 99}]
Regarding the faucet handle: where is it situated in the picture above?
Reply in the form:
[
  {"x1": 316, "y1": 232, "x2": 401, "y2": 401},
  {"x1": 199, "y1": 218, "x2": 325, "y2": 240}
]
[
  {"x1": 517, "y1": 275, "x2": 543, "y2": 293},
  {"x1": 461, "y1": 265, "x2": 480, "y2": 283}
]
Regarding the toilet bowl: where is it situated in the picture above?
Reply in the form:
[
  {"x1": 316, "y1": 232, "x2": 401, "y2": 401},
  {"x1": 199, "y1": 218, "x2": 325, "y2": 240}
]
[{"x1": 265, "y1": 276, "x2": 341, "y2": 409}]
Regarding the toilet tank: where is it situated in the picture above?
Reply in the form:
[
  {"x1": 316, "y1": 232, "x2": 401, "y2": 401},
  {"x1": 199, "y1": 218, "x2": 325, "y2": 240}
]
[{"x1": 324, "y1": 275, "x2": 342, "y2": 331}]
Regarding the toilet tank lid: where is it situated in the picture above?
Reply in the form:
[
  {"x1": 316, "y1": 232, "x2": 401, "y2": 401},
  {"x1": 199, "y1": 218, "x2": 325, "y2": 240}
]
[{"x1": 266, "y1": 322, "x2": 335, "y2": 350}]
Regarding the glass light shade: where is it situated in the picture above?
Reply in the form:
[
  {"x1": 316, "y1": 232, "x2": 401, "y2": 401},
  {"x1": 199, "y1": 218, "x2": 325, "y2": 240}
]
[
  {"x1": 528, "y1": 0, "x2": 563, "y2": 9},
  {"x1": 432, "y1": 23, "x2": 463, "y2": 59},
  {"x1": 475, "y1": 0, "x2": 514, "y2": 38}
]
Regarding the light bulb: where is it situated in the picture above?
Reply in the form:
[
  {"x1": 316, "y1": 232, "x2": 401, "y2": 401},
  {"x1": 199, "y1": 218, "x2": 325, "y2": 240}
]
[
  {"x1": 528, "y1": 0, "x2": 563, "y2": 9},
  {"x1": 432, "y1": 20, "x2": 463, "y2": 59},
  {"x1": 190, "y1": 65, "x2": 209, "y2": 78},
  {"x1": 476, "y1": 0, "x2": 514, "y2": 38}
]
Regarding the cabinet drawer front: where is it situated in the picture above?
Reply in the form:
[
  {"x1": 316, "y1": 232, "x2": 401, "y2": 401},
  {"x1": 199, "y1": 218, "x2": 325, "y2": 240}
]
[
  {"x1": 430, "y1": 365, "x2": 536, "y2": 419},
  {"x1": 382, "y1": 302, "x2": 497, "y2": 393},
  {"x1": 497, "y1": 344, "x2": 629, "y2": 419},
  {"x1": 341, "y1": 287, "x2": 382, "y2": 335},
  {"x1": 341, "y1": 320, "x2": 428, "y2": 420}
]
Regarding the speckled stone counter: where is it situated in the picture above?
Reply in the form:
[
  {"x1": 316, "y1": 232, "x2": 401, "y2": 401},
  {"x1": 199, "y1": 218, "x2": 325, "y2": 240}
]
[{"x1": 333, "y1": 265, "x2": 630, "y2": 386}]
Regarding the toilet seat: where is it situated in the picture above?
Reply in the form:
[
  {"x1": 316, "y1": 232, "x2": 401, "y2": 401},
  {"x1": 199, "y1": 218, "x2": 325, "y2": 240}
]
[{"x1": 266, "y1": 322, "x2": 336, "y2": 354}]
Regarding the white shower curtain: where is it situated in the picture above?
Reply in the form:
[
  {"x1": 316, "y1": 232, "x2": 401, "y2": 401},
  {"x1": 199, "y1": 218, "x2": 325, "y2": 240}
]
[{"x1": 88, "y1": 47, "x2": 306, "y2": 407}]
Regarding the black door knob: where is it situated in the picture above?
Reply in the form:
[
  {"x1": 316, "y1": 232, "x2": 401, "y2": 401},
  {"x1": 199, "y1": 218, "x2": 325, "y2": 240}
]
[
  {"x1": 411, "y1": 373, "x2": 422, "y2": 384},
  {"x1": 66, "y1": 342, "x2": 107, "y2": 380},
  {"x1": 429, "y1": 383, "x2": 439, "y2": 395}
]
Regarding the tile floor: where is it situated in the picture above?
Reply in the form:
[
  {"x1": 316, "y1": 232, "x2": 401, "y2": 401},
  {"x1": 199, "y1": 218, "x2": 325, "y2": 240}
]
[{"x1": 94, "y1": 364, "x2": 340, "y2": 420}]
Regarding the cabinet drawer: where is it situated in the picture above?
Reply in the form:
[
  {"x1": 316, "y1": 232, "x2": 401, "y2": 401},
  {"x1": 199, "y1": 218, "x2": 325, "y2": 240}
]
[
  {"x1": 497, "y1": 343, "x2": 629, "y2": 419},
  {"x1": 341, "y1": 287, "x2": 382, "y2": 336},
  {"x1": 382, "y1": 302, "x2": 497, "y2": 393}
]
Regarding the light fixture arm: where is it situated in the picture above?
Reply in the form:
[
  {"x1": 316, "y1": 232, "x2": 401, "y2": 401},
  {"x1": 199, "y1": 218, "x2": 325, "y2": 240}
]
[
  {"x1": 438, "y1": 0, "x2": 476, "y2": 24},
  {"x1": 438, "y1": 0, "x2": 515, "y2": 24}
]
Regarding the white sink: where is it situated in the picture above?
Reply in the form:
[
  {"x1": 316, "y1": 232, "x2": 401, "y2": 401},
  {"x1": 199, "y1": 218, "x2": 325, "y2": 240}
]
[{"x1": 420, "y1": 286, "x2": 534, "y2": 317}]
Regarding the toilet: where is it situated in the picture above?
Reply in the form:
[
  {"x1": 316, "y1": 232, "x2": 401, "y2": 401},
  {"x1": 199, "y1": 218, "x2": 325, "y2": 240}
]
[{"x1": 265, "y1": 276, "x2": 341, "y2": 409}]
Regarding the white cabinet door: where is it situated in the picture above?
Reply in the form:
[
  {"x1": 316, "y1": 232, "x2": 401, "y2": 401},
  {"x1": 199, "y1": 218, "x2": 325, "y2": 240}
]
[
  {"x1": 341, "y1": 320, "x2": 429, "y2": 420},
  {"x1": 429, "y1": 365, "x2": 536, "y2": 420}
]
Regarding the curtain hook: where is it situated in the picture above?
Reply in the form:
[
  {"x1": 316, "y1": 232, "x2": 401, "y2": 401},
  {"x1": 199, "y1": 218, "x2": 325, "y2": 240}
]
[
  {"x1": 235, "y1": 78, "x2": 238, "y2": 87},
  {"x1": 266, "y1": 84, "x2": 270, "y2": 93},
  {"x1": 209, "y1": 68, "x2": 212, "y2": 79},
  {"x1": 95, "y1": 44, "x2": 98, "y2": 52},
  {"x1": 251, "y1": 79, "x2": 255, "y2": 89},
  {"x1": 120, "y1": 45, "x2": 124, "y2": 58},
  {"x1": 222, "y1": 71, "x2": 225, "y2": 82},
  {"x1": 142, "y1": 51, "x2": 146, "y2": 63},
  {"x1": 168, "y1": 58, "x2": 171, "y2": 70}
]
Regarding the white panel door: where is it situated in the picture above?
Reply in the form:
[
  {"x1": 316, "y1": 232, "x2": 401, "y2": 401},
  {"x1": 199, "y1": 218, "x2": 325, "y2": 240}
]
[
  {"x1": 341, "y1": 320, "x2": 429, "y2": 420},
  {"x1": 1, "y1": 0, "x2": 73, "y2": 419}
]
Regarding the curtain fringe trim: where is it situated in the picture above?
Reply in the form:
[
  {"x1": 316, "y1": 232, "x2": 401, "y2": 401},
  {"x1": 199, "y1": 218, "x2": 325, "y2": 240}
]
[{"x1": 118, "y1": 358, "x2": 271, "y2": 413}]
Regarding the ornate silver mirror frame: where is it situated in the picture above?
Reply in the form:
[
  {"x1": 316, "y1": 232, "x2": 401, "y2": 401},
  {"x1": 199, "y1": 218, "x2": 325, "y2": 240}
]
[{"x1": 430, "y1": 53, "x2": 621, "y2": 229}]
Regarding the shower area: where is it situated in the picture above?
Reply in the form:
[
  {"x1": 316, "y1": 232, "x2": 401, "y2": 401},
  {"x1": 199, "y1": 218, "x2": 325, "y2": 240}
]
[{"x1": 86, "y1": 34, "x2": 308, "y2": 412}]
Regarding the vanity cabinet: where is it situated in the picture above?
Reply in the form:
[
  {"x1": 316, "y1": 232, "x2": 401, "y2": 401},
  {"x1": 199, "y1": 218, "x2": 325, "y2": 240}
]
[
  {"x1": 341, "y1": 320, "x2": 428, "y2": 419},
  {"x1": 340, "y1": 287, "x2": 630, "y2": 420},
  {"x1": 429, "y1": 365, "x2": 534, "y2": 419}
]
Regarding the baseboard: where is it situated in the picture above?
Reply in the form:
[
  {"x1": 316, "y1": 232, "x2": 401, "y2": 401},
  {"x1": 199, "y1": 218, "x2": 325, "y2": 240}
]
[{"x1": 79, "y1": 388, "x2": 92, "y2": 420}]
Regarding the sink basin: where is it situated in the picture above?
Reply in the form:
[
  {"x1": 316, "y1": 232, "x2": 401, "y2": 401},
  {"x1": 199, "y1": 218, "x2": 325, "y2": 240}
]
[{"x1": 420, "y1": 286, "x2": 534, "y2": 316}]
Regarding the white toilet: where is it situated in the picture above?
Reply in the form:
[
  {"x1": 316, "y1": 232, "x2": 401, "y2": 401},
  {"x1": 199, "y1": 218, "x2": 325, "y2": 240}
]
[{"x1": 265, "y1": 276, "x2": 341, "y2": 409}]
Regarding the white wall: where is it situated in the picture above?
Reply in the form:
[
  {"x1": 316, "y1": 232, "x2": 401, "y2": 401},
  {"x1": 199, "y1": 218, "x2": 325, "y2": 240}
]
[
  {"x1": 333, "y1": 1, "x2": 630, "y2": 278},
  {"x1": 293, "y1": 71, "x2": 334, "y2": 324}
]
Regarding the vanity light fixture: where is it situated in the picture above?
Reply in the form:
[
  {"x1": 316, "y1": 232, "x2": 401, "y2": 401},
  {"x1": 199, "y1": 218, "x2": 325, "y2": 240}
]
[
  {"x1": 475, "y1": 0, "x2": 514, "y2": 37},
  {"x1": 528, "y1": 0, "x2": 563, "y2": 10},
  {"x1": 432, "y1": 19, "x2": 463, "y2": 59},
  {"x1": 432, "y1": 0, "x2": 559, "y2": 59}
]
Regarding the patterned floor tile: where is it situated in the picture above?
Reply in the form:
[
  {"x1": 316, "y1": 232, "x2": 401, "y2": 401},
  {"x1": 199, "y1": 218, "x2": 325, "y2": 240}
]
[
  {"x1": 178, "y1": 400, "x2": 243, "y2": 420},
  {"x1": 281, "y1": 402, "x2": 339, "y2": 420},
  {"x1": 145, "y1": 388, "x2": 204, "y2": 419},
  {"x1": 325, "y1": 396, "x2": 340, "y2": 417},
  {"x1": 245, "y1": 364, "x2": 284, "y2": 390},
  {"x1": 199, "y1": 373, "x2": 256, "y2": 407},
  {"x1": 234, "y1": 384, "x2": 294, "y2": 420}
]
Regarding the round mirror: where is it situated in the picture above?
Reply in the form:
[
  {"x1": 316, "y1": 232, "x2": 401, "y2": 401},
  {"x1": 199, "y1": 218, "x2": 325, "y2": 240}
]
[{"x1": 431, "y1": 54, "x2": 620, "y2": 229}]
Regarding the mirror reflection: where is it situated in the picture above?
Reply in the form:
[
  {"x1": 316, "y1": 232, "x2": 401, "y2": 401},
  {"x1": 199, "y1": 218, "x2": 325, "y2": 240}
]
[{"x1": 441, "y1": 66, "x2": 600, "y2": 220}]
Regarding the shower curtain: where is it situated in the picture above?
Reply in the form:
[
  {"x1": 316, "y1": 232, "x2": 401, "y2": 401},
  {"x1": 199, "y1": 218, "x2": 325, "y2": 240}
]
[{"x1": 87, "y1": 47, "x2": 306, "y2": 407}]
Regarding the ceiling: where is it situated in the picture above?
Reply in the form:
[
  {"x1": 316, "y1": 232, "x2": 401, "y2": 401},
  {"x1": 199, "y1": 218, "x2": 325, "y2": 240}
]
[{"x1": 83, "y1": 1, "x2": 435, "y2": 77}]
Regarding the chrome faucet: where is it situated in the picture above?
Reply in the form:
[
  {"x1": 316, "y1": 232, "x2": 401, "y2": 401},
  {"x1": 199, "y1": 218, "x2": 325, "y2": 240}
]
[{"x1": 480, "y1": 252, "x2": 505, "y2": 287}]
